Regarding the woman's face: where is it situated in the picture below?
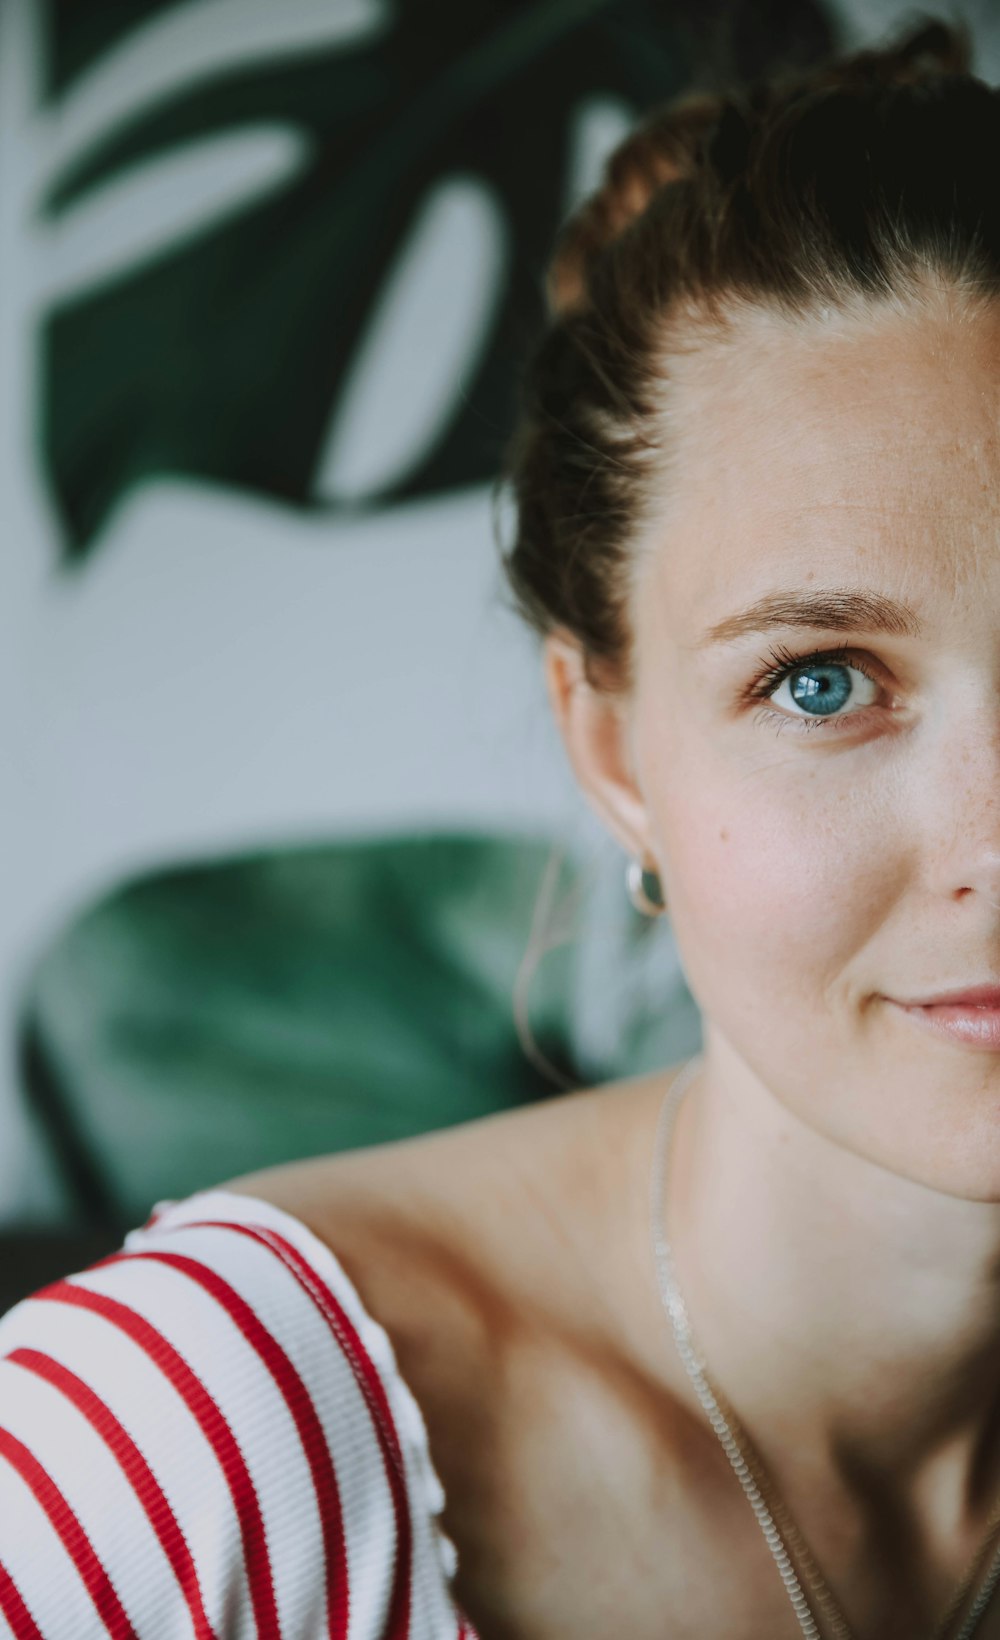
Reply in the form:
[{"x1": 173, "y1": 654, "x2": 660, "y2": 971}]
[{"x1": 626, "y1": 291, "x2": 1000, "y2": 1199}]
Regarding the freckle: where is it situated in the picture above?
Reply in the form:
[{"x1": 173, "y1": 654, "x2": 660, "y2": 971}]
[{"x1": 720, "y1": 828, "x2": 729, "y2": 842}]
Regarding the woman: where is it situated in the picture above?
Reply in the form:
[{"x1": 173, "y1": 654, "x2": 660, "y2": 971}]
[{"x1": 4, "y1": 14, "x2": 1000, "y2": 1638}]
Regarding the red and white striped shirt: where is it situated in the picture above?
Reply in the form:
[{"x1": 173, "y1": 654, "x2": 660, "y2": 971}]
[{"x1": 0, "y1": 1189, "x2": 481, "y2": 1639}]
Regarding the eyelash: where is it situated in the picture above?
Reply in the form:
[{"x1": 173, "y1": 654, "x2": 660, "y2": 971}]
[{"x1": 747, "y1": 643, "x2": 884, "y2": 735}]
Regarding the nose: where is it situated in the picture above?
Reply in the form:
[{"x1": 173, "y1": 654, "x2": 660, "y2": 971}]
[{"x1": 925, "y1": 705, "x2": 1000, "y2": 910}]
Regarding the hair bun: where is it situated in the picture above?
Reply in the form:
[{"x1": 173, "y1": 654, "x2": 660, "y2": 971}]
[
  {"x1": 827, "y1": 17, "x2": 971, "y2": 87},
  {"x1": 544, "y1": 17, "x2": 973, "y2": 321}
]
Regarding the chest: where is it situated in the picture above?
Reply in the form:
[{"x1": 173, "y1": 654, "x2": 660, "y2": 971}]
[
  {"x1": 423, "y1": 1345, "x2": 1000, "y2": 1640},
  {"x1": 422, "y1": 1329, "x2": 819, "y2": 1640},
  {"x1": 446, "y1": 1468, "x2": 1000, "y2": 1640}
]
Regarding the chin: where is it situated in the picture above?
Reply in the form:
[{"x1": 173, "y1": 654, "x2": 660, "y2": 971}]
[{"x1": 862, "y1": 1112, "x2": 1000, "y2": 1204}]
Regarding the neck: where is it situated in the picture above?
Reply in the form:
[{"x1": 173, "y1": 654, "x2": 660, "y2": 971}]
[{"x1": 668, "y1": 1034, "x2": 1000, "y2": 1538}]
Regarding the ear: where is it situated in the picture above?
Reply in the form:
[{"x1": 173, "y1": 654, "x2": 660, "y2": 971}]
[{"x1": 543, "y1": 629, "x2": 658, "y2": 867}]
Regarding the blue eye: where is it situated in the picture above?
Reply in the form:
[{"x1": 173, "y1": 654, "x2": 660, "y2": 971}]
[{"x1": 750, "y1": 645, "x2": 882, "y2": 732}]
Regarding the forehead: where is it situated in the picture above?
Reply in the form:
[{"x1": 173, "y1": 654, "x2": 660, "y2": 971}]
[{"x1": 638, "y1": 293, "x2": 1000, "y2": 641}]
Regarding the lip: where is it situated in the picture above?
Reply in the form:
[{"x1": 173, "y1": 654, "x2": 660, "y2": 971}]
[
  {"x1": 888, "y1": 993, "x2": 1000, "y2": 1051},
  {"x1": 893, "y1": 983, "x2": 1000, "y2": 1008}
]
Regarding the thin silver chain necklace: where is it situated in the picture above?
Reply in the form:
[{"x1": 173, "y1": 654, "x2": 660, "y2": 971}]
[{"x1": 649, "y1": 1055, "x2": 1000, "y2": 1640}]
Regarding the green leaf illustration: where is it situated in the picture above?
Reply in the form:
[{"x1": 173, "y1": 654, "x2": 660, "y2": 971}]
[{"x1": 40, "y1": 0, "x2": 836, "y2": 556}]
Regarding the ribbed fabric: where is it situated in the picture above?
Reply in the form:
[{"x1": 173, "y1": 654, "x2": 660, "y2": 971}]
[{"x1": 0, "y1": 1189, "x2": 480, "y2": 1640}]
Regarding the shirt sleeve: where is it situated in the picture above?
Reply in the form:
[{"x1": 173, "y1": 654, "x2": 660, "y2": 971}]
[{"x1": 0, "y1": 1188, "x2": 473, "y2": 1640}]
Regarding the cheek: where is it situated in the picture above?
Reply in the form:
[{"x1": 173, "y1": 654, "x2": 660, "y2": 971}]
[{"x1": 650, "y1": 748, "x2": 899, "y2": 1021}]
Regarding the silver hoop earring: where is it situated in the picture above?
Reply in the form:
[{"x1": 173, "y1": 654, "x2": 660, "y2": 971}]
[{"x1": 626, "y1": 858, "x2": 667, "y2": 917}]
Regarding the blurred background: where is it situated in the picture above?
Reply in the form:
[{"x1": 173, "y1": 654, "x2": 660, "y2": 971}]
[{"x1": 2, "y1": 0, "x2": 998, "y2": 1306}]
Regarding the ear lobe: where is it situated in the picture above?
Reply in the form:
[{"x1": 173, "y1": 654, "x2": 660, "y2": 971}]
[{"x1": 542, "y1": 631, "x2": 657, "y2": 865}]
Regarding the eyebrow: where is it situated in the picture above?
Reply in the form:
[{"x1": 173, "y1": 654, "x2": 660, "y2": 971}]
[{"x1": 699, "y1": 588, "x2": 925, "y2": 647}]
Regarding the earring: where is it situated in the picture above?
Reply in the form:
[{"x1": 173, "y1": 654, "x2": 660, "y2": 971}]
[{"x1": 626, "y1": 857, "x2": 667, "y2": 917}]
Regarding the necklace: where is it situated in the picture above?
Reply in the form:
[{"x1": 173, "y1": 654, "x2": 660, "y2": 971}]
[{"x1": 649, "y1": 1055, "x2": 1000, "y2": 1640}]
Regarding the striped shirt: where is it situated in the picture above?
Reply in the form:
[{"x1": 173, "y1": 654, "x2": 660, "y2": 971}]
[{"x1": 0, "y1": 1189, "x2": 481, "y2": 1639}]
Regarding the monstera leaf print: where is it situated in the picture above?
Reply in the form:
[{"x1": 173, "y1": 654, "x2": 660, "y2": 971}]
[{"x1": 39, "y1": 0, "x2": 837, "y2": 557}]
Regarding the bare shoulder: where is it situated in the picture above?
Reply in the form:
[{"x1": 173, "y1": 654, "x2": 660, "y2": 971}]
[
  {"x1": 221, "y1": 1067, "x2": 672, "y2": 1379},
  {"x1": 222, "y1": 1069, "x2": 665, "y2": 1308},
  {"x1": 222, "y1": 1068, "x2": 697, "y2": 1634}
]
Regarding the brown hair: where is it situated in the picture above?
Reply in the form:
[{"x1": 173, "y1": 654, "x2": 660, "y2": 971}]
[{"x1": 496, "y1": 13, "x2": 997, "y2": 699}]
